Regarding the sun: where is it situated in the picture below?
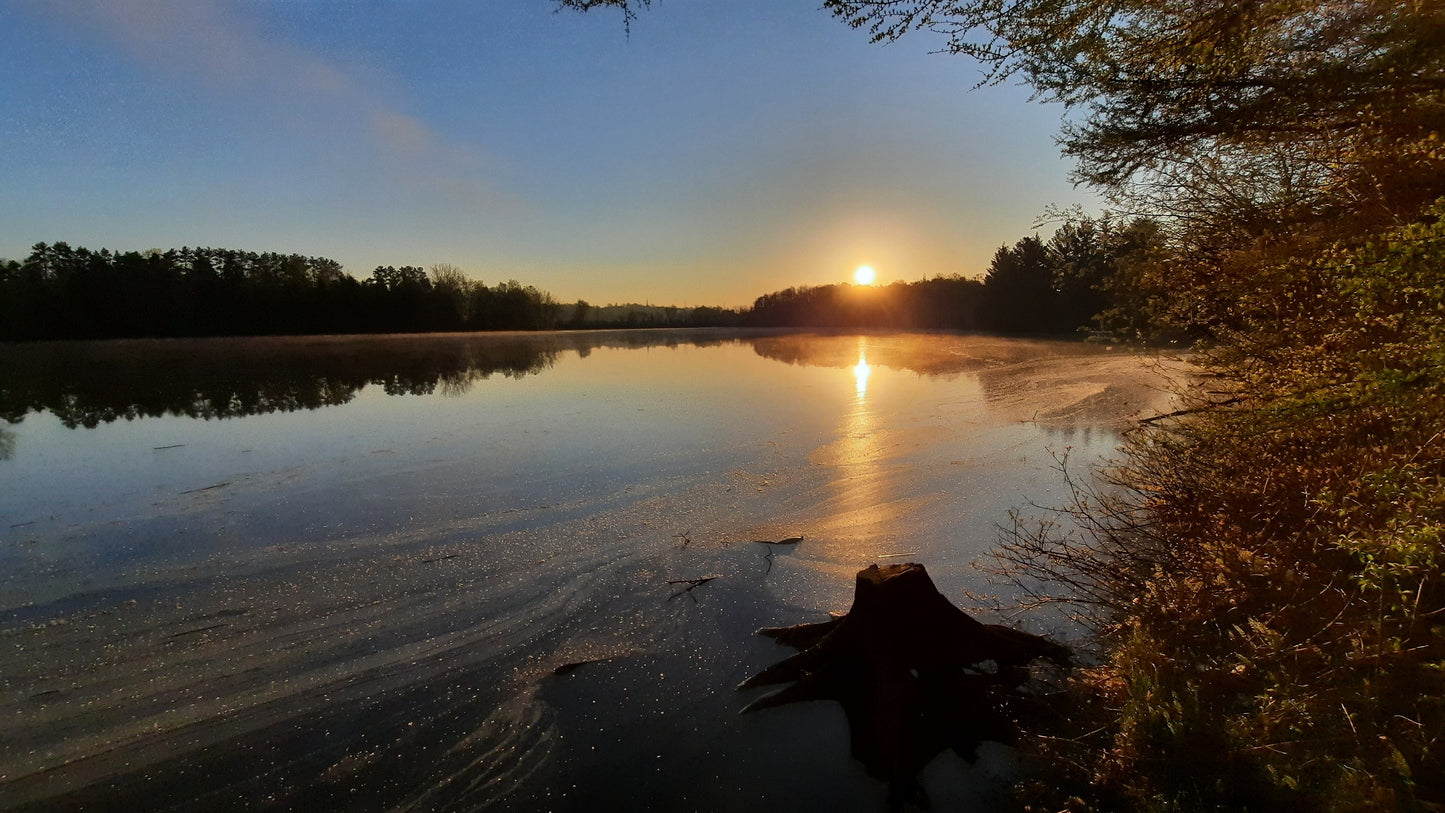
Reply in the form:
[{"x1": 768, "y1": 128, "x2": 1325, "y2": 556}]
[{"x1": 853, "y1": 265, "x2": 876, "y2": 285}]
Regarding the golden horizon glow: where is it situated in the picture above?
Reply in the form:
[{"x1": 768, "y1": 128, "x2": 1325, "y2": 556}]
[{"x1": 853, "y1": 265, "x2": 876, "y2": 286}]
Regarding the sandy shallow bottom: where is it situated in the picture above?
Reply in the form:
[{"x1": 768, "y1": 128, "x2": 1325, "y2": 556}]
[{"x1": 0, "y1": 333, "x2": 1186, "y2": 811}]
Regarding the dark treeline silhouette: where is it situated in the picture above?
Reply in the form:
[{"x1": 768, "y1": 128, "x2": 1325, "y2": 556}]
[
  {"x1": 0, "y1": 244, "x2": 561, "y2": 340},
  {"x1": 748, "y1": 216, "x2": 1167, "y2": 336},
  {"x1": 2, "y1": 218, "x2": 1162, "y2": 340},
  {"x1": 982, "y1": 216, "x2": 1167, "y2": 338},
  {"x1": 747, "y1": 276, "x2": 985, "y2": 329},
  {"x1": 563, "y1": 301, "x2": 747, "y2": 329}
]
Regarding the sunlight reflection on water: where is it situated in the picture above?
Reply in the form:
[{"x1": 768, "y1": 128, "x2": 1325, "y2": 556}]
[
  {"x1": 853, "y1": 350, "x2": 871, "y2": 397},
  {"x1": 829, "y1": 339, "x2": 887, "y2": 561}
]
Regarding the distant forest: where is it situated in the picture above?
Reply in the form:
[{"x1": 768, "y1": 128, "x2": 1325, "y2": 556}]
[
  {"x1": 748, "y1": 215, "x2": 1163, "y2": 335},
  {"x1": 0, "y1": 245, "x2": 559, "y2": 339},
  {"x1": 0, "y1": 217, "x2": 1160, "y2": 341}
]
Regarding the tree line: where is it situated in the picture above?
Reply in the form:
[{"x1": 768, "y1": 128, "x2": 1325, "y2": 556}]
[
  {"x1": 3, "y1": 223, "x2": 1163, "y2": 341},
  {"x1": 0, "y1": 244, "x2": 561, "y2": 340},
  {"x1": 748, "y1": 215, "x2": 1166, "y2": 335}
]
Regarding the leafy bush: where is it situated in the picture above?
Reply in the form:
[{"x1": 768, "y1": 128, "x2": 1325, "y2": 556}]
[{"x1": 1005, "y1": 207, "x2": 1445, "y2": 810}]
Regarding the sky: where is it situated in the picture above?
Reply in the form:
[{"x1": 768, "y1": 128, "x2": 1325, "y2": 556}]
[{"x1": 0, "y1": 0, "x2": 1097, "y2": 308}]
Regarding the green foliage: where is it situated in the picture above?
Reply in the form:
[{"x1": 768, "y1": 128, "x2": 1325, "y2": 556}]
[
  {"x1": 1000, "y1": 213, "x2": 1445, "y2": 810},
  {"x1": 825, "y1": 0, "x2": 1445, "y2": 236}
]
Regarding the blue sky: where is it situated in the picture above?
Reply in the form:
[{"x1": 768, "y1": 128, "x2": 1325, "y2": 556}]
[{"x1": 0, "y1": 0, "x2": 1095, "y2": 307}]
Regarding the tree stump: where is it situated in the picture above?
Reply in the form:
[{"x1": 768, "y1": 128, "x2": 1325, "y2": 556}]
[{"x1": 740, "y1": 563, "x2": 1070, "y2": 786}]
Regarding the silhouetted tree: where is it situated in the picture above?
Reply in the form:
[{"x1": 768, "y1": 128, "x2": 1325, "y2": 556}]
[
  {"x1": 568, "y1": 299, "x2": 592, "y2": 328},
  {"x1": 1046, "y1": 219, "x2": 1112, "y2": 331},
  {"x1": 430, "y1": 263, "x2": 472, "y2": 328},
  {"x1": 980, "y1": 236, "x2": 1053, "y2": 333}
]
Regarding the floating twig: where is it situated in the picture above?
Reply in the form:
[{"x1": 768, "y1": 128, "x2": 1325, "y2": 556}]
[
  {"x1": 754, "y1": 536, "x2": 805, "y2": 575},
  {"x1": 153, "y1": 444, "x2": 186, "y2": 451},
  {"x1": 668, "y1": 575, "x2": 720, "y2": 602},
  {"x1": 170, "y1": 623, "x2": 227, "y2": 638},
  {"x1": 752, "y1": 535, "x2": 804, "y2": 545},
  {"x1": 553, "y1": 658, "x2": 601, "y2": 676},
  {"x1": 667, "y1": 576, "x2": 719, "y2": 587},
  {"x1": 180, "y1": 482, "x2": 231, "y2": 495},
  {"x1": 421, "y1": 553, "x2": 460, "y2": 564}
]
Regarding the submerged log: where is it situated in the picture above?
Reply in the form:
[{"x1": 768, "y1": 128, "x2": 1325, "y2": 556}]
[{"x1": 740, "y1": 562, "x2": 1069, "y2": 785}]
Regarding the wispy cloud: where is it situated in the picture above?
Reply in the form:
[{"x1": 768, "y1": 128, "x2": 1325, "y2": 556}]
[{"x1": 30, "y1": 0, "x2": 507, "y2": 209}]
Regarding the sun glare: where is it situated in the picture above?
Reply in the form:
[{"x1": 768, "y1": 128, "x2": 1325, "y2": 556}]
[
  {"x1": 853, "y1": 265, "x2": 876, "y2": 285},
  {"x1": 854, "y1": 353, "x2": 871, "y2": 396}
]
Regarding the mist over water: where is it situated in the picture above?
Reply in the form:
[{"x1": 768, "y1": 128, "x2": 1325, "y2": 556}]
[{"x1": 0, "y1": 330, "x2": 1181, "y2": 810}]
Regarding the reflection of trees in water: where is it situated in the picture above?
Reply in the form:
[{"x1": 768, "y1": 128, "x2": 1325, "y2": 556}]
[
  {"x1": 0, "y1": 330, "x2": 1131, "y2": 436},
  {"x1": 0, "y1": 426, "x2": 15, "y2": 460},
  {"x1": 0, "y1": 331, "x2": 742, "y2": 430},
  {"x1": 1041, "y1": 423, "x2": 1098, "y2": 446}
]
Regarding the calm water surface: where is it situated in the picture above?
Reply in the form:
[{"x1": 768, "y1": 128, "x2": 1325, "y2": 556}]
[{"x1": 0, "y1": 330, "x2": 1180, "y2": 811}]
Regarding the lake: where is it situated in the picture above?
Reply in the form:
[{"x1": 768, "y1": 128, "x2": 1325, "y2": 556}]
[{"x1": 0, "y1": 330, "x2": 1181, "y2": 811}]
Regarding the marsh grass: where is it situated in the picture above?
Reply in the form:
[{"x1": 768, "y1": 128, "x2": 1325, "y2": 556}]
[{"x1": 999, "y1": 207, "x2": 1445, "y2": 810}]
